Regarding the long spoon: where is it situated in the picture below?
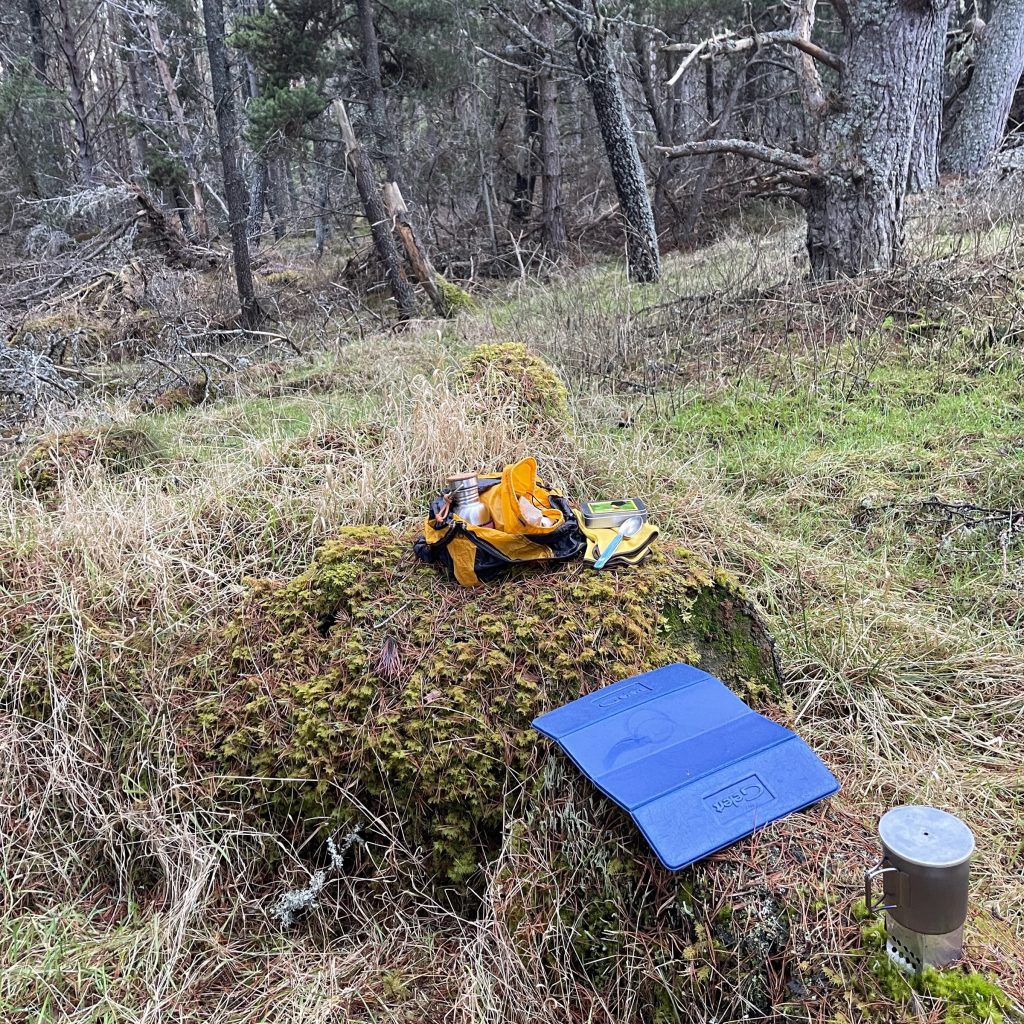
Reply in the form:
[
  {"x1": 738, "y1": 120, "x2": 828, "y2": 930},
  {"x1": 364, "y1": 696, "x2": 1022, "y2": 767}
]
[{"x1": 593, "y1": 515, "x2": 644, "y2": 570}]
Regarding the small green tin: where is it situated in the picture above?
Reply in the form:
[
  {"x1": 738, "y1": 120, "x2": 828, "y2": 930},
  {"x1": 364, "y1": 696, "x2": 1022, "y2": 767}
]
[{"x1": 580, "y1": 497, "x2": 649, "y2": 530}]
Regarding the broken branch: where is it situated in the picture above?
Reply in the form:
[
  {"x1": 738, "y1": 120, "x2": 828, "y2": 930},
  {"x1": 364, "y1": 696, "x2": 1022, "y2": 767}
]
[{"x1": 656, "y1": 139, "x2": 817, "y2": 177}]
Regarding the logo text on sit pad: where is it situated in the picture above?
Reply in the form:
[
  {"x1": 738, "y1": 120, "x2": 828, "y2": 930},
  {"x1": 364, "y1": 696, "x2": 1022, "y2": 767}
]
[
  {"x1": 704, "y1": 775, "x2": 774, "y2": 818},
  {"x1": 596, "y1": 682, "x2": 652, "y2": 708}
]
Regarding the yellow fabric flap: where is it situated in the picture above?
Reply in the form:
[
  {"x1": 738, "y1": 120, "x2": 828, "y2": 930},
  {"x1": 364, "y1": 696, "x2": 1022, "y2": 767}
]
[{"x1": 479, "y1": 457, "x2": 564, "y2": 535}]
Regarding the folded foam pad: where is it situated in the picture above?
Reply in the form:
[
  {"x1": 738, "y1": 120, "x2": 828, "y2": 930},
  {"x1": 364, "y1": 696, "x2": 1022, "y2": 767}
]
[{"x1": 532, "y1": 663, "x2": 839, "y2": 870}]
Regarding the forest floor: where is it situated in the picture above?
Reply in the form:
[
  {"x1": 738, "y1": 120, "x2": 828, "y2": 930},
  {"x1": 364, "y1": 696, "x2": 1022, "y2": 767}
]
[{"x1": 1, "y1": 189, "x2": 1023, "y2": 1022}]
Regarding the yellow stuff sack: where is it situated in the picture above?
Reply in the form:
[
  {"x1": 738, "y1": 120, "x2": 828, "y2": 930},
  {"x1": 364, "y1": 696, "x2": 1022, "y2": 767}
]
[{"x1": 413, "y1": 458, "x2": 585, "y2": 587}]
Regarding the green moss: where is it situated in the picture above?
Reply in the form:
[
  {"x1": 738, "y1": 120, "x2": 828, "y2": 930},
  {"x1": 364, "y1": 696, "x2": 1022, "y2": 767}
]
[
  {"x1": 859, "y1": 912, "x2": 1009, "y2": 1024},
  {"x1": 194, "y1": 526, "x2": 779, "y2": 883},
  {"x1": 13, "y1": 426, "x2": 159, "y2": 493},
  {"x1": 436, "y1": 275, "x2": 478, "y2": 317},
  {"x1": 459, "y1": 342, "x2": 569, "y2": 418}
]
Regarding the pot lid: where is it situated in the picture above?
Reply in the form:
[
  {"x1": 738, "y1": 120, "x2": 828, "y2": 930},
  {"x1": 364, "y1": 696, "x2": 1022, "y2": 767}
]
[{"x1": 879, "y1": 805, "x2": 974, "y2": 868}]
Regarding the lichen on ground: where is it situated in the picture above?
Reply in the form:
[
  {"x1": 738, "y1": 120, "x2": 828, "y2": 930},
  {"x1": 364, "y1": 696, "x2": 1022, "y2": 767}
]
[
  {"x1": 195, "y1": 525, "x2": 779, "y2": 883},
  {"x1": 436, "y1": 275, "x2": 479, "y2": 317}
]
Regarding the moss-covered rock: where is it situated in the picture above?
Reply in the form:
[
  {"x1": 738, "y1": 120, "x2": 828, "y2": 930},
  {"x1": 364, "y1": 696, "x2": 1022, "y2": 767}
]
[
  {"x1": 152, "y1": 378, "x2": 210, "y2": 412},
  {"x1": 13, "y1": 426, "x2": 159, "y2": 493},
  {"x1": 437, "y1": 276, "x2": 479, "y2": 317},
  {"x1": 459, "y1": 342, "x2": 569, "y2": 419},
  {"x1": 10, "y1": 312, "x2": 110, "y2": 363},
  {"x1": 196, "y1": 525, "x2": 779, "y2": 883}
]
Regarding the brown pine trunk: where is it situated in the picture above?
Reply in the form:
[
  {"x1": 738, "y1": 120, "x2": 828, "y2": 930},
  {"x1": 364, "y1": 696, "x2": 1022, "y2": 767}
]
[
  {"x1": 573, "y1": 14, "x2": 660, "y2": 283},
  {"x1": 942, "y1": 0, "x2": 1024, "y2": 175},
  {"x1": 201, "y1": 0, "x2": 261, "y2": 330},
  {"x1": 807, "y1": 0, "x2": 953, "y2": 279},
  {"x1": 333, "y1": 100, "x2": 419, "y2": 322}
]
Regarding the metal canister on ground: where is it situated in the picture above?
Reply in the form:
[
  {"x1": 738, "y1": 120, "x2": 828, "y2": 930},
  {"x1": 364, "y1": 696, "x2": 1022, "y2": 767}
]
[
  {"x1": 447, "y1": 472, "x2": 491, "y2": 527},
  {"x1": 864, "y1": 805, "x2": 974, "y2": 973}
]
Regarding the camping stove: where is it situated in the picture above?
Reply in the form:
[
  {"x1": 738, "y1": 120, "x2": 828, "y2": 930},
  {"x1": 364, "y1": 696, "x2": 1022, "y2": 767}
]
[{"x1": 865, "y1": 805, "x2": 974, "y2": 974}]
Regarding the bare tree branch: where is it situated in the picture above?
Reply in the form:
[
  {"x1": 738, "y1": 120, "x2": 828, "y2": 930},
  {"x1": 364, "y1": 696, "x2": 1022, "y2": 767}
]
[
  {"x1": 656, "y1": 139, "x2": 817, "y2": 176},
  {"x1": 664, "y1": 29, "x2": 842, "y2": 75}
]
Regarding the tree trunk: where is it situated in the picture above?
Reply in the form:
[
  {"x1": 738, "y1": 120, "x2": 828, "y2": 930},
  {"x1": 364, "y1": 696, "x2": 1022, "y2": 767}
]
[
  {"x1": 508, "y1": 74, "x2": 540, "y2": 232},
  {"x1": 333, "y1": 100, "x2": 419, "y2": 322},
  {"x1": 248, "y1": 160, "x2": 267, "y2": 249},
  {"x1": 313, "y1": 136, "x2": 332, "y2": 260},
  {"x1": 26, "y1": 0, "x2": 48, "y2": 80},
  {"x1": 354, "y1": 0, "x2": 445, "y2": 302},
  {"x1": 634, "y1": 26, "x2": 675, "y2": 240},
  {"x1": 355, "y1": 0, "x2": 402, "y2": 182},
  {"x1": 201, "y1": 0, "x2": 261, "y2": 330},
  {"x1": 538, "y1": 12, "x2": 567, "y2": 257},
  {"x1": 942, "y1": 0, "x2": 1024, "y2": 175},
  {"x1": 383, "y1": 182, "x2": 447, "y2": 316},
  {"x1": 54, "y1": 0, "x2": 95, "y2": 185},
  {"x1": 909, "y1": 4, "x2": 952, "y2": 192},
  {"x1": 573, "y1": 17, "x2": 660, "y2": 283},
  {"x1": 806, "y1": 0, "x2": 953, "y2": 279},
  {"x1": 145, "y1": 8, "x2": 210, "y2": 240}
]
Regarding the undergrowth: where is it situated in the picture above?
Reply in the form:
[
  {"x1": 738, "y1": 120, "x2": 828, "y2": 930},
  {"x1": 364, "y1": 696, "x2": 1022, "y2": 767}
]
[{"x1": 1, "y1": 185, "x2": 1022, "y2": 1023}]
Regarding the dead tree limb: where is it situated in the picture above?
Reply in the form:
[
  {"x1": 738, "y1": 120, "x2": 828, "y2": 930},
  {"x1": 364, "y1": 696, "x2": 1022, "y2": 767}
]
[
  {"x1": 382, "y1": 181, "x2": 447, "y2": 317},
  {"x1": 663, "y1": 30, "x2": 842, "y2": 74},
  {"x1": 656, "y1": 140, "x2": 817, "y2": 177}
]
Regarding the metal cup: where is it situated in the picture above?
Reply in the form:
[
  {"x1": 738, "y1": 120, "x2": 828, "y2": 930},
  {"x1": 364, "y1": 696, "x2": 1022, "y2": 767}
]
[{"x1": 864, "y1": 805, "x2": 974, "y2": 973}]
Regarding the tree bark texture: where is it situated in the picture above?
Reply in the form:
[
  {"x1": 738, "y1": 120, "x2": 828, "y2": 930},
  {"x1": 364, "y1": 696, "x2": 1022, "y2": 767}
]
[
  {"x1": 909, "y1": 4, "x2": 952, "y2": 192},
  {"x1": 538, "y1": 12, "x2": 567, "y2": 256},
  {"x1": 574, "y1": 20, "x2": 660, "y2": 283},
  {"x1": 942, "y1": 0, "x2": 1024, "y2": 175},
  {"x1": 201, "y1": 0, "x2": 261, "y2": 330},
  {"x1": 806, "y1": 0, "x2": 954, "y2": 279},
  {"x1": 355, "y1": 0, "x2": 402, "y2": 183},
  {"x1": 54, "y1": 0, "x2": 95, "y2": 185},
  {"x1": 333, "y1": 100, "x2": 419, "y2": 322}
]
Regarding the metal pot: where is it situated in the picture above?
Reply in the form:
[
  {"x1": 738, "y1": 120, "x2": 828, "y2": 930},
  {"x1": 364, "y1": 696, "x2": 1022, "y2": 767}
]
[{"x1": 864, "y1": 805, "x2": 974, "y2": 973}]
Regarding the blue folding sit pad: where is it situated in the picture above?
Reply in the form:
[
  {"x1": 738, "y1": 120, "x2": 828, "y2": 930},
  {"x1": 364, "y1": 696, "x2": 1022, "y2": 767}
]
[{"x1": 532, "y1": 663, "x2": 839, "y2": 871}]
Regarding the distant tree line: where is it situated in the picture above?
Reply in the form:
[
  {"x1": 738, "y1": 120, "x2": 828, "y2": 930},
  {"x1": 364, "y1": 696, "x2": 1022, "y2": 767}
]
[{"x1": 0, "y1": 0, "x2": 1022, "y2": 318}]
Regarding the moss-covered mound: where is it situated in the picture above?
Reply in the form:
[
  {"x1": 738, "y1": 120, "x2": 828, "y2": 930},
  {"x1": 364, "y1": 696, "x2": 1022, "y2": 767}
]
[
  {"x1": 460, "y1": 342, "x2": 569, "y2": 418},
  {"x1": 13, "y1": 426, "x2": 159, "y2": 493},
  {"x1": 197, "y1": 526, "x2": 779, "y2": 882},
  {"x1": 11, "y1": 309, "x2": 158, "y2": 363}
]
